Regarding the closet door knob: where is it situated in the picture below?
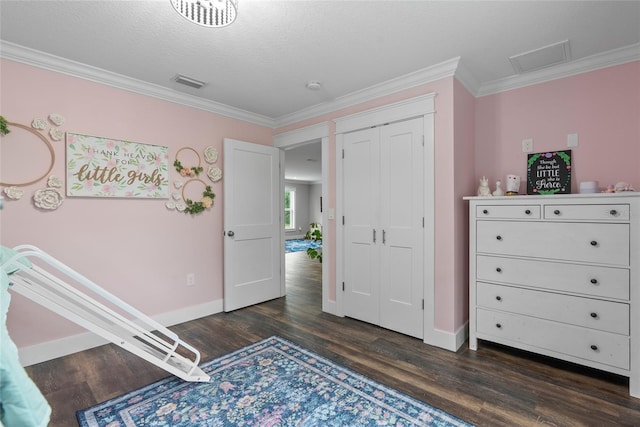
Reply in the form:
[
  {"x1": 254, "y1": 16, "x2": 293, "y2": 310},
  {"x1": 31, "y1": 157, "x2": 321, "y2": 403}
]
[
  {"x1": 525, "y1": 209, "x2": 531, "y2": 215},
  {"x1": 610, "y1": 209, "x2": 618, "y2": 216},
  {"x1": 496, "y1": 296, "x2": 502, "y2": 301},
  {"x1": 227, "y1": 230, "x2": 235, "y2": 237},
  {"x1": 554, "y1": 209, "x2": 561, "y2": 215},
  {"x1": 590, "y1": 278, "x2": 599, "y2": 285},
  {"x1": 496, "y1": 267, "x2": 502, "y2": 273},
  {"x1": 590, "y1": 240, "x2": 598, "y2": 246},
  {"x1": 482, "y1": 209, "x2": 489, "y2": 215},
  {"x1": 590, "y1": 312, "x2": 598, "y2": 318},
  {"x1": 496, "y1": 235, "x2": 502, "y2": 241},
  {"x1": 590, "y1": 345, "x2": 599, "y2": 351}
]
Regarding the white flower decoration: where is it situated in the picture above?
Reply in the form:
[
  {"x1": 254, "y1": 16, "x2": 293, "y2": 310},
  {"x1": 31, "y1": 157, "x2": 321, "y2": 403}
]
[
  {"x1": 48, "y1": 113, "x2": 65, "y2": 126},
  {"x1": 31, "y1": 118, "x2": 47, "y2": 130},
  {"x1": 175, "y1": 201, "x2": 186, "y2": 212},
  {"x1": 172, "y1": 192, "x2": 182, "y2": 201},
  {"x1": 33, "y1": 188, "x2": 64, "y2": 210},
  {"x1": 47, "y1": 175, "x2": 63, "y2": 188},
  {"x1": 173, "y1": 180, "x2": 183, "y2": 189},
  {"x1": 49, "y1": 128, "x2": 65, "y2": 141},
  {"x1": 204, "y1": 146, "x2": 218, "y2": 164},
  {"x1": 4, "y1": 186, "x2": 24, "y2": 200},
  {"x1": 207, "y1": 166, "x2": 222, "y2": 182},
  {"x1": 165, "y1": 201, "x2": 176, "y2": 210}
]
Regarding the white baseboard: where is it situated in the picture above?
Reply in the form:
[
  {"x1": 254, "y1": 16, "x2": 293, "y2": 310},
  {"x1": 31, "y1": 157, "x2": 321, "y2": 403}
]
[
  {"x1": 424, "y1": 322, "x2": 468, "y2": 352},
  {"x1": 19, "y1": 299, "x2": 223, "y2": 366}
]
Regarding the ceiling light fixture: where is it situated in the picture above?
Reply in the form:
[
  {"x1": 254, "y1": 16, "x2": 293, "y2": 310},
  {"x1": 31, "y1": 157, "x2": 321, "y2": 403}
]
[{"x1": 170, "y1": 0, "x2": 238, "y2": 28}]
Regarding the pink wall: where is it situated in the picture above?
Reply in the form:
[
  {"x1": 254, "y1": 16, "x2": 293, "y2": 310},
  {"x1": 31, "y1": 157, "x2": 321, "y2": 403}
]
[
  {"x1": 475, "y1": 62, "x2": 640, "y2": 193},
  {"x1": 0, "y1": 59, "x2": 273, "y2": 347}
]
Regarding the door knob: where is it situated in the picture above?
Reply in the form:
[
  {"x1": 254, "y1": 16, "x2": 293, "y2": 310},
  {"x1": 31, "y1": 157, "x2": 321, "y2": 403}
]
[{"x1": 227, "y1": 230, "x2": 235, "y2": 237}]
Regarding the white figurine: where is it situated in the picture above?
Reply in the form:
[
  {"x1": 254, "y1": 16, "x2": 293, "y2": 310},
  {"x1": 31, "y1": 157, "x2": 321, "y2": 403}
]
[
  {"x1": 505, "y1": 174, "x2": 521, "y2": 195},
  {"x1": 492, "y1": 180, "x2": 504, "y2": 196},
  {"x1": 477, "y1": 176, "x2": 492, "y2": 196}
]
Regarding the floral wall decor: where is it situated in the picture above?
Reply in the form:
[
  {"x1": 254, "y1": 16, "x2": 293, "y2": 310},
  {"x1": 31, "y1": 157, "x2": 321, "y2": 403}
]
[
  {"x1": 66, "y1": 133, "x2": 169, "y2": 198},
  {"x1": 0, "y1": 120, "x2": 56, "y2": 187},
  {"x1": 174, "y1": 147, "x2": 203, "y2": 177}
]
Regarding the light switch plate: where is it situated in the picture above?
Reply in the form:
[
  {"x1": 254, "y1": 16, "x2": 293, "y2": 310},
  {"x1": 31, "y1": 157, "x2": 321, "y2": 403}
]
[
  {"x1": 522, "y1": 138, "x2": 533, "y2": 153},
  {"x1": 567, "y1": 133, "x2": 578, "y2": 147}
]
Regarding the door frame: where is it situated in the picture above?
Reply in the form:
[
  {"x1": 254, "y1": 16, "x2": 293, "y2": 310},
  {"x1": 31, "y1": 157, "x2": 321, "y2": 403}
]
[
  {"x1": 335, "y1": 94, "x2": 436, "y2": 344},
  {"x1": 273, "y1": 122, "x2": 332, "y2": 313}
]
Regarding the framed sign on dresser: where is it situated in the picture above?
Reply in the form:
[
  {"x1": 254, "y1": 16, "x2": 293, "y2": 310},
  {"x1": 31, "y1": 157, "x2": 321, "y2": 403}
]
[{"x1": 464, "y1": 193, "x2": 640, "y2": 398}]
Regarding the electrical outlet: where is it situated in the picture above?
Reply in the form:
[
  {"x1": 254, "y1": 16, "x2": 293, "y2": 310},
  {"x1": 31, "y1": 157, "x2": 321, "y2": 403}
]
[
  {"x1": 186, "y1": 273, "x2": 195, "y2": 286},
  {"x1": 522, "y1": 138, "x2": 533, "y2": 153},
  {"x1": 567, "y1": 133, "x2": 578, "y2": 147}
]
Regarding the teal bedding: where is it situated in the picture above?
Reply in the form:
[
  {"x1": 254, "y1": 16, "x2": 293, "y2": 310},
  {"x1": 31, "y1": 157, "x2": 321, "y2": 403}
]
[{"x1": 1, "y1": 246, "x2": 51, "y2": 427}]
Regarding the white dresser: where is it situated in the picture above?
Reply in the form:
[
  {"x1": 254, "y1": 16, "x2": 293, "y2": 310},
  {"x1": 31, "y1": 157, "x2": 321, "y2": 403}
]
[{"x1": 465, "y1": 193, "x2": 640, "y2": 398}]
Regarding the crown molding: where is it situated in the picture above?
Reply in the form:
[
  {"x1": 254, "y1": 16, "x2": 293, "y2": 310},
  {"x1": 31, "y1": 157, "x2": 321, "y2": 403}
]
[
  {"x1": 0, "y1": 41, "x2": 275, "y2": 128},
  {"x1": 477, "y1": 42, "x2": 640, "y2": 97},
  {"x1": 274, "y1": 57, "x2": 460, "y2": 128}
]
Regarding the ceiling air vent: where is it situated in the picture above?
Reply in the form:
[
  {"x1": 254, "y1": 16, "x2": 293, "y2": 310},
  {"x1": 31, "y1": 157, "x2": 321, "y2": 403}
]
[
  {"x1": 509, "y1": 40, "x2": 571, "y2": 74},
  {"x1": 174, "y1": 74, "x2": 206, "y2": 89}
]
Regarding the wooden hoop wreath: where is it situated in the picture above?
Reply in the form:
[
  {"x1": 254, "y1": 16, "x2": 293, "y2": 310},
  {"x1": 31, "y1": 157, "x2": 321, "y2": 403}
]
[
  {"x1": 181, "y1": 178, "x2": 215, "y2": 215},
  {"x1": 174, "y1": 147, "x2": 203, "y2": 177},
  {"x1": 0, "y1": 121, "x2": 56, "y2": 187}
]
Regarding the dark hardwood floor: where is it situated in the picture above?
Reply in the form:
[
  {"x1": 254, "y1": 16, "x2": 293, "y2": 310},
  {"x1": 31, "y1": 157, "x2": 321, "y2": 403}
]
[{"x1": 26, "y1": 251, "x2": 640, "y2": 426}]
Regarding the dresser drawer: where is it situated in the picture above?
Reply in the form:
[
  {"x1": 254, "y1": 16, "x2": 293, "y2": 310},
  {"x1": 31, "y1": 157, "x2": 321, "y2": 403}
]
[
  {"x1": 476, "y1": 205, "x2": 540, "y2": 219},
  {"x1": 476, "y1": 309, "x2": 630, "y2": 370},
  {"x1": 544, "y1": 204, "x2": 629, "y2": 221},
  {"x1": 477, "y1": 221, "x2": 630, "y2": 266},
  {"x1": 477, "y1": 255, "x2": 630, "y2": 300},
  {"x1": 476, "y1": 282, "x2": 629, "y2": 334}
]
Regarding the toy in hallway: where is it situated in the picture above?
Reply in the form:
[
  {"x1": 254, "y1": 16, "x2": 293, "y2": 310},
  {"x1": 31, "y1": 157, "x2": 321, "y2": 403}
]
[
  {"x1": 492, "y1": 180, "x2": 504, "y2": 196},
  {"x1": 505, "y1": 174, "x2": 520, "y2": 196},
  {"x1": 477, "y1": 176, "x2": 491, "y2": 196}
]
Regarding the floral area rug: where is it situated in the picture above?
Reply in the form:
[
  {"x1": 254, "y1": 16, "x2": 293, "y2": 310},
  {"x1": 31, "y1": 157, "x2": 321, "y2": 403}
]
[
  {"x1": 285, "y1": 239, "x2": 322, "y2": 253},
  {"x1": 77, "y1": 336, "x2": 473, "y2": 427}
]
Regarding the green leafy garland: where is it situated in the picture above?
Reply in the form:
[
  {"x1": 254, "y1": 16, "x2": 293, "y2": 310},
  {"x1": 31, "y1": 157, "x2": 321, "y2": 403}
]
[
  {"x1": 184, "y1": 185, "x2": 215, "y2": 215},
  {"x1": 0, "y1": 116, "x2": 10, "y2": 136},
  {"x1": 174, "y1": 159, "x2": 203, "y2": 177}
]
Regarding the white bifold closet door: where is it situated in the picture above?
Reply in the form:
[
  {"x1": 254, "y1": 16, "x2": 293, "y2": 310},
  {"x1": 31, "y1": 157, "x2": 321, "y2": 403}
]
[{"x1": 343, "y1": 118, "x2": 424, "y2": 339}]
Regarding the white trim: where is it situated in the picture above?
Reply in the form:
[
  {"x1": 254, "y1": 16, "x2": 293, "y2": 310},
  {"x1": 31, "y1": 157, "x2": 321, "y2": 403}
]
[
  {"x1": 477, "y1": 42, "x2": 640, "y2": 97},
  {"x1": 335, "y1": 132, "x2": 345, "y2": 318},
  {"x1": 334, "y1": 93, "x2": 436, "y2": 134},
  {"x1": 273, "y1": 122, "x2": 330, "y2": 147},
  {"x1": 427, "y1": 323, "x2": 469, "y2": 352},
  {"x1": 19, "y1": 299, "x2": 223, "y2": 366},
  {"x1": 276, "y1": 58, "x2": 458, "y2": 128},
  {"x1": 0, "y1": 41, "x2": 273, "y2": 127}
]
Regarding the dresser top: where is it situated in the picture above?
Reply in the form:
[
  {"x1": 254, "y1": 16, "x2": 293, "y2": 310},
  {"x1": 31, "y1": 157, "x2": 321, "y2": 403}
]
[{"x1": 464, "y1": 192, "x2": 640, "y2": 201}]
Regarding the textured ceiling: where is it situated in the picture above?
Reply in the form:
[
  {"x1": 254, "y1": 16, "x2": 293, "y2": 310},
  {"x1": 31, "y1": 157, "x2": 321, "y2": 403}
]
[
  {"x1": 1, "y1": 1, "x2": 639, "y2": 183},
  {"x1": 1, "y1": 0, "x2": 639, "y2": 122}
]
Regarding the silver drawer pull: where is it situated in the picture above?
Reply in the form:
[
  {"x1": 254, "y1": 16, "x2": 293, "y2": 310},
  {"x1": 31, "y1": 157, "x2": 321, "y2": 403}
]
[
  {"x1": 590, "y1": 278, "x2": 599, "y2": 285},
  {"x1": 610, "y1": 209, "x2": 618, "y2": 216},
  {"x1": 590, "y1": 240, "x2": 598, "y2": 247},
  {"x1": 482, "y1": 209, "x2": 489, "y2": 215},
  {"x1": 590, "y1": 312, "x2": 598, "y2": 319},
  {"x1": 496, "y1": 235, "x2": 502, "y2": 241},
  {"x1": 496, "y1": 323, "x2": 502, "y2": 329},
  {"x1": 495, "y1": 296, "x2": 502, "y2": 301},
  {"x1": 590, "y1": 344, "x2": 599, "y2": 352},
  {"x1": 525, "y1": 209, "x2": 531, "y2": 215},
  {"x1": 496, "y1": 267, "x2": 502, "y2": 273},
  {"x1": 554, "y1": 209, "x2": 561, "y2": 215}
]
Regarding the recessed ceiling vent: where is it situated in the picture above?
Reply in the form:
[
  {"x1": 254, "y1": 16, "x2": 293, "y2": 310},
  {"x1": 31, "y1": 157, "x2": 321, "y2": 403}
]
[
  {"x1": 509, "y1": 40, "x2": 572, "y2": 74},
  {"x1": 174, "y1": 74, "x2": 206, "y2": 89}
]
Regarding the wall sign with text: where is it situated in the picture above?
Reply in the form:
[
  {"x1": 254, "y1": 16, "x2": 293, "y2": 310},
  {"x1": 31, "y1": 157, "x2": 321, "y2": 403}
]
[
  {"x1": 527, "y1": 150, "x2": 572, "y2": 195},
  {"x1": 66, "y1": 133, "x2": 170, "y2": 198}
]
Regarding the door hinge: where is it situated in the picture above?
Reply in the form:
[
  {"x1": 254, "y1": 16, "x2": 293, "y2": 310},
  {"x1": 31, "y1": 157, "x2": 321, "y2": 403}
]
[
  {"x1": 342, "y1": 216, "x2": 345, "y2": 225},
  {"x1": 422, "y1": 299, "x2": 424, "y2": 310},
  {"x1": 342, "y1": 282, "x2": 345, "y2": 292},
  {"x1": 422, "y1": 217, "x2": 424, "y2": 228},
  {"x1": 422, "y1": 135, "x2": 424, "y2": 147},
  {"x1": 342, "y1": 149, "x2": 345, "y2": 159}
]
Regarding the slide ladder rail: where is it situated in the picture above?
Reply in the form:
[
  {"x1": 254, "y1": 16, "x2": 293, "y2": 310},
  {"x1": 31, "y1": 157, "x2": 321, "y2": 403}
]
[{"x1": 2, "y1": 245, "x2": 210, "y2": 383}]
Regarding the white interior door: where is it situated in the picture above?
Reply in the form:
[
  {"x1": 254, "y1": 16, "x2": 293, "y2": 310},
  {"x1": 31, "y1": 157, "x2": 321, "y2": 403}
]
[
  {"x1": 223, "y1": 138, "x2": 283, "y2": 312},
  {"x1": 379, "y1": 118, "x2": 424, "y2": 339},
  {"x1": 342, "y1": 127, "x2": 380, "y2": 324}
]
